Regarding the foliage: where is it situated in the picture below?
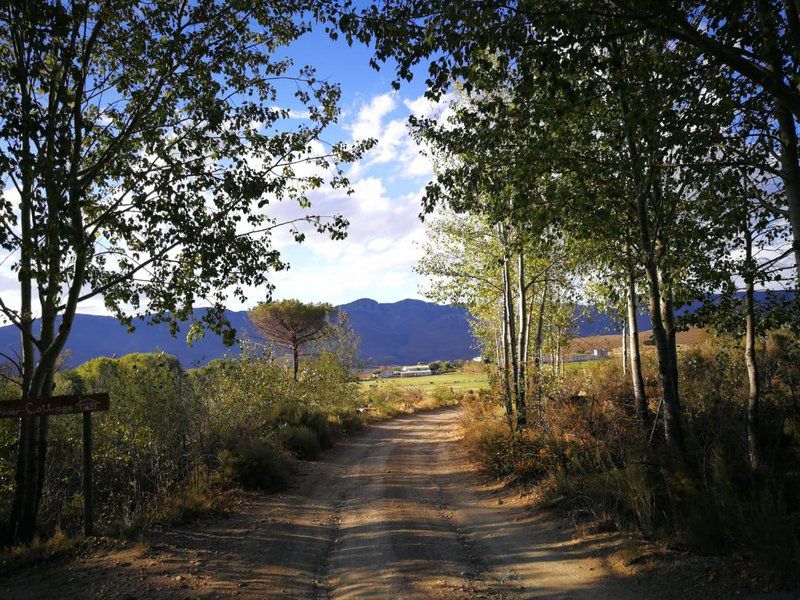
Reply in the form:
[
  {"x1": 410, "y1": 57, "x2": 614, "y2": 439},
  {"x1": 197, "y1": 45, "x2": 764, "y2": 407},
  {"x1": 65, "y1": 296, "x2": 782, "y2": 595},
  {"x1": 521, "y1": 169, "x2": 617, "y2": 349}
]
[
  {"x1": 269, "y1": 403, "x2": 336, "y2": 450},
  {"x1": 249, "y1": 300, "x2": 336, "y2": 378},
  {"x1": 219, "y1": 441, "x2": 293, "y2": 492},
  {"x1": 277, "y1": 426, "x2": 322, "y2": 461},
  {"x1": 0, "y1": 0, "x2": 373, "y2": 543},
  {"x1": 330, "y1": 0, "x2": 800, "y2": 578},
  {"x1": 0, "y1": 344, "x2": 363, "y2": 540},
  {"x1": 359, "y1": 379, "x2": 464, "y2": 419},
  {"x1": 462, "y1": 337, "x2": 800, "y2": 570}
]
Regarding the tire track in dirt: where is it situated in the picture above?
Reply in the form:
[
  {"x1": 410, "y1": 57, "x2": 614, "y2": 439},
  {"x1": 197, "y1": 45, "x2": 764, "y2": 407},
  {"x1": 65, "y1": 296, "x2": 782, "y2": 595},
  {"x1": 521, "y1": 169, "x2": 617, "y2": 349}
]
[
  {"x1": 312, "y1": 495, "x2": 344, "y2": 600},
  {"x1": 432, "y1": 473, "x2": 512, "y2": 599}
]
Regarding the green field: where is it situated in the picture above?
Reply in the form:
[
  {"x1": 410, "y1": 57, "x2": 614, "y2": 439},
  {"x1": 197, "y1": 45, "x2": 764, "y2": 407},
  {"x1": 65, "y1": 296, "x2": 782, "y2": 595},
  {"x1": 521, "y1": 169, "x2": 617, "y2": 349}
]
[{"x1": 360, "y1": 372, "x2": 489, "y2": 393}]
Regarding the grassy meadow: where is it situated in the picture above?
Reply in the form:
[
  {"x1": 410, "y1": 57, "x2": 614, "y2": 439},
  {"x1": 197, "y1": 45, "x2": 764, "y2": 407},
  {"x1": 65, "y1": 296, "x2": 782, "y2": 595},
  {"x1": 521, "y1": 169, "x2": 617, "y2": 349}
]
[{"x1": 360, "y1": 371, "x2": 489, "y2": 394}]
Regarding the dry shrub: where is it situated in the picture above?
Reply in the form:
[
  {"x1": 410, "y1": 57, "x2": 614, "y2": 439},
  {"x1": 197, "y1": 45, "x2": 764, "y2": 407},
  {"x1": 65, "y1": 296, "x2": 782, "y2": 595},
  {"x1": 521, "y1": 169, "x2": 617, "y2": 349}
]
[
  {"x1": 461, "y1": 391, "x2": 548, "y2": 480},
  {"x1": 278, "y1": 425, "x2": 322, "y2": 460},
  {"x1": 219, "y1": 440, "x2": 293, "y2": 491},
  {"x1": 331, "y1": 410, "x2": 363, "y2": 435},
  {"x1": 462, "y1": 341, "x2": 800, "y2": 571},
  {"x1": 362, "y1": 383, "x2": 463, "y2": 420},
  {"x1": 0, "y1": 529, "x2": 80, "y2": 576},
  {"x1": 269, "y1": 404, "x2": 336, "y2": 450}
]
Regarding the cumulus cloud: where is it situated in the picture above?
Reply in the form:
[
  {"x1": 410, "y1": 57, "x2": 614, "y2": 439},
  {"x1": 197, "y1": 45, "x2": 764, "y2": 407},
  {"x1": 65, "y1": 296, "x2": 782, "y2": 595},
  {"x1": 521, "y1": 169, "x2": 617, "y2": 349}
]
[
  {"x1": 346, "y1": 91, "x2": 442, "y2": 181},
  {"x1": 240, "y1": 90, "x2": 456, "y2": 306}
]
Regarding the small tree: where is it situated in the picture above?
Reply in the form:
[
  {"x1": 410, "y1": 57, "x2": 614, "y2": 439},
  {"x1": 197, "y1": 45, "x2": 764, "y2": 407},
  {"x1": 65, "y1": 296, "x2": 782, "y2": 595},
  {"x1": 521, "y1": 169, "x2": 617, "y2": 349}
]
[{"x1": 249, "y1": 300, "x2": 334, "y2": 381}]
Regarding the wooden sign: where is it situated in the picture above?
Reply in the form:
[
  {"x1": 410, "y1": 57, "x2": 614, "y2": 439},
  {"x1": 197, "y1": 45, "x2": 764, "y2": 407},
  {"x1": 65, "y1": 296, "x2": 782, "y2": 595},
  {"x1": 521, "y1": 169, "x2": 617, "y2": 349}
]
[
  {"x1": 0, "y1": 392, "x2": 110, "y2": 537},
  {"x1": 0, "y1": 393, "x2": 109, "y2": 419},
  {"x1": 0, "y1": 392, "x2": 110, "y2": 536}
]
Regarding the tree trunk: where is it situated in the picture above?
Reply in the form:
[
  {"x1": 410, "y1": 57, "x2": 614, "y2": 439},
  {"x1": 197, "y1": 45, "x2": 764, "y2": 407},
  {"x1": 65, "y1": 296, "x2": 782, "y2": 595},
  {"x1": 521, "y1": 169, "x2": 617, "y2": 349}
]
[
  {"x1": 614, "y1": 59, "x2": 683, "y2": 453},
  {"x1": 531, "y1": 282, "x2": 548, "y2": 426},
  {"x1": 515, "y1": 250, "x2": 528, "y2": 429},
  {"x1": 637, "y1": 190, "x2": 684, "y2": 452},
  {"x1": 775, "y1": 104, "x2": 800, "y2": 287},
  {"x1": 658, "y1": 261, "x2": 682, "y2": 437},
  {"x1": 644, "y1": 262, "x2": 684, "y2": 451},
  {"x1": 500, "y1": 225, "x2": 520, "y2": 425},
  {"x1": 756, "y1": 0, "x2": 800, "y2": 286},
  {"x1": 292, "y1": 342, "x2": 299, "y2": 382},
  {"x1": 626, "y1": 258, "x2": 650, "y2": 427},
  {"x1": 743, "y1": 221, "x2": 763, "y2": 470},
  {"x1": 11, "y1": 72, "x2": 39, "y2": 541},
  {"x1": 534, "y1": 282, "x2": 547, "y2": 368},
  {"x1": 621, "y1": 320, "x2": 628, "y2": 376},
  {"x1": 555, "y1": 331, "x2": 561, "y2": 377},
  {"x1": 500, "y1": 301, "x2": 514, "y2": 431},
  {"x1": 33, "y1": 354, "x2": 55, "y2": 516}
]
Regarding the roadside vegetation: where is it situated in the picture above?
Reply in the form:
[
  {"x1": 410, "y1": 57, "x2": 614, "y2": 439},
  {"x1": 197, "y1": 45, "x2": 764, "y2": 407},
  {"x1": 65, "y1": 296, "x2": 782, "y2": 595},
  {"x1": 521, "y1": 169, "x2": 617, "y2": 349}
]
[
  {"x1": 0, "y1": 335, "x2": 473, "y2": 560},
  {"x1": 0, "y1": 347, "x2": 351, "y2": 545},
  {"x1": 463, "y1": 336, "x2": 800, "y2": 570}
]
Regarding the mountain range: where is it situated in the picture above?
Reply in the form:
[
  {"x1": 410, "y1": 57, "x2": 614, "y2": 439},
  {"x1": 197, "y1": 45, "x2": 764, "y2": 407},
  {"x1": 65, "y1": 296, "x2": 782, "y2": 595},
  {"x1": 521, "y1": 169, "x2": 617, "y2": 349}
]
[
  {"x1": 0, "y1": 292, "x2": 788, "y2": 368},
  {"x1": 0, "y1": 299, "x2": 483, "y2": 368}
]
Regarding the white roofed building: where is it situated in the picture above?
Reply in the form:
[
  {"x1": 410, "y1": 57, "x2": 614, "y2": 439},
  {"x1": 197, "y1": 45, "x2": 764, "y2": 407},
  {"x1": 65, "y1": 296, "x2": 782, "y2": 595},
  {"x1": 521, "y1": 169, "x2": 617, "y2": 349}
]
[{"x1": 399, "y1": 365, "x2": 432, "y2": 377}]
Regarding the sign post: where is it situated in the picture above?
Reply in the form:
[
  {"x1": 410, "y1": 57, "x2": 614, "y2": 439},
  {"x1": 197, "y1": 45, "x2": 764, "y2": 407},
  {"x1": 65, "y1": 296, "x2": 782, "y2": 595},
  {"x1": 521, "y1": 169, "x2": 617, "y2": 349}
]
[
  {"x1": 82, "y1": 411, "x2": 94, "y2": 536},
  {"x1": 0, "y1": 393, "x2": 110, "y2": 536}
]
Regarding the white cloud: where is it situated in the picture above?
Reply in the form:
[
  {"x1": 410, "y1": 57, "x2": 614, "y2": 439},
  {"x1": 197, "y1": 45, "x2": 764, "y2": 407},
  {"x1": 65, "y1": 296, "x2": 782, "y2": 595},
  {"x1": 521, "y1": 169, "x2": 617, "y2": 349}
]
[
  {"x1": 348, "y1": 92, "x2": 398, "y2": 141},
  {"x1": 345, "y1": 91, "x2": 447, "y2": 181},
  {"x1": 240, "y1": 91, "x2": 458, "y2": 306}
]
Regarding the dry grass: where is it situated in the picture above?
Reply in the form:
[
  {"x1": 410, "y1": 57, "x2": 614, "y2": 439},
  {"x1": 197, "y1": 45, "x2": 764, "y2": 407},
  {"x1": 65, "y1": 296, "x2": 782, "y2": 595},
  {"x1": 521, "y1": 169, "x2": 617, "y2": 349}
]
[
  {"x1": 361, "y1": 383, "x2": 465, "y2": 420},
  {"x1": 568, "y1": 327, "x2": 710, "y2": 355}
]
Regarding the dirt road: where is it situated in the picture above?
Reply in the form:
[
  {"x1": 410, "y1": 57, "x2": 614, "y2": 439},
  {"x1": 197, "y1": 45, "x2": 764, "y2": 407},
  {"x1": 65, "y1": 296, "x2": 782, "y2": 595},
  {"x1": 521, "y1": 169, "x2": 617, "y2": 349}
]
[{"x1": 0, "y1": 408, "x2": 751, "y2": 599}]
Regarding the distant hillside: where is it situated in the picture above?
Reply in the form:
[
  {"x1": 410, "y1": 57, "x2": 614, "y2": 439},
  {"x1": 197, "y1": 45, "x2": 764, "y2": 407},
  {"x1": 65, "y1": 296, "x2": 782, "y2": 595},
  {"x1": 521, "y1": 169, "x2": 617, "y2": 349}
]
[
  {"x1": 575, "y1": 290, "x2": 794, "y2": 336},
  {"x1": 0, "y1": 292, "x2": 789, "y2": 369},
  {"x1": 0, "y1": 299, "x2": 479, "y2": 368},
  {"x1": 342, "y1": 298, "x2": 477, "y2": 364}
]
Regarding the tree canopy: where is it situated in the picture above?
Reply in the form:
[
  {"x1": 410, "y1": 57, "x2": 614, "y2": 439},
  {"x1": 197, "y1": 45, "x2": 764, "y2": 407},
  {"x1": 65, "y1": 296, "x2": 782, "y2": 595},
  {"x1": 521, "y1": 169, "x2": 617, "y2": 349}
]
[
  {"x1": 249, "y1": 299, "x2": 335, "y2": 380},
  {"x1": 0, "y1": 0, "x2": 369, "y2": 543}
]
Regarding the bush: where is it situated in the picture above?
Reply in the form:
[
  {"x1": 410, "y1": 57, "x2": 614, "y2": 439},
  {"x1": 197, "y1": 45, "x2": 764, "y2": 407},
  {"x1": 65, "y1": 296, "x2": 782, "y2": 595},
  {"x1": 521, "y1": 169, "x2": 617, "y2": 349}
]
[
  {"x1": 220, "y1": 440, "x2": 293, "y2": 491},
  {"x1": 278, "y1": 425, "x2": 321, "y2": 460},
  {"x1": 461, "y1": 393, "x2": 549, "y2": 481},
  {"x1": 269, "y1": 404, "x2": 335, "y2": 450},
  {"x1": 334, "y1": 410, "x2": 364, "y2": 435},
  {"x1": 463, "y1": 338, "x2": 800, "y2": 570},
  {"x1": 1, "y1": 345, "x2": 364, "y2": 543}
]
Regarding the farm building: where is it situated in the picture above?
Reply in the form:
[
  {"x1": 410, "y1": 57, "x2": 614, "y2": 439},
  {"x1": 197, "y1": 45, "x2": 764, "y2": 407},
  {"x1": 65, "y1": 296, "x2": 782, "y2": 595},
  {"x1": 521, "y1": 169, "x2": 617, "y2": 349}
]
[
  {"x1": 399, "y1": 365, "x2": 432, "y2": 377},
  {"x1": 541, "y1": 348, "x2": 610, "y2": 364}
]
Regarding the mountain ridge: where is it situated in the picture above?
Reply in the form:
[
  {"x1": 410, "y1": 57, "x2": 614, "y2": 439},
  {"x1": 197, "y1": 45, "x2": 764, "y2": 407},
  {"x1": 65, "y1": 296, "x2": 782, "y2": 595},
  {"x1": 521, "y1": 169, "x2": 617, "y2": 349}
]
[
  {"x1": 0, "y1": 299, "x2": 480, "y2": 368},
  {"x1": 0, "y1": 292, "x2": 788, "y2": 368}
]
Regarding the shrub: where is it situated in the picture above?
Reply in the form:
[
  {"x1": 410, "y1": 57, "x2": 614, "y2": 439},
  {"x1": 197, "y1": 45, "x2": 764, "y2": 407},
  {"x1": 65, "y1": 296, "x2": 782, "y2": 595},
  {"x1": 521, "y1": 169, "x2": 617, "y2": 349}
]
[
  {"x1": 303, "y1": 411, "x2": 335, "y2": 450},
  {"x1": 463, "y1": 338, "x2": 800, "y2": 572},
  {"x1": 2, "y1": 342, "x2": 366, "y2": 544},
  {"x1": 278, "y1": 425, "x2": 321, "y2": 460},
  {"x1": 334, "y1": 410, "x2": 364, "y2": 435},
  {"x1": 220, "y1": 440, "x2": 293, "y2": 491},
  {"x1": 269, "y1": 403, "x2": 335, "y2": 449}
]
